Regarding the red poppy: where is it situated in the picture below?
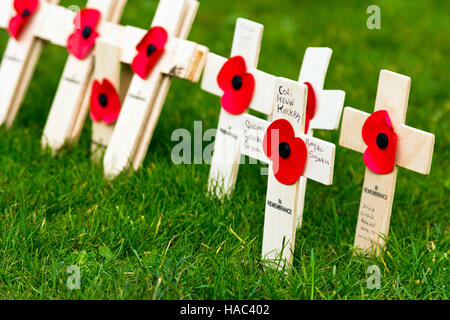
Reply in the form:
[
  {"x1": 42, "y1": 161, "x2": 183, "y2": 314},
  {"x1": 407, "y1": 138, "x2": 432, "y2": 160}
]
[
  {"x1": 263, "y1": 119, "x2": 307, "y2": 185},
  {"x1": 131, "y1": 26, "x2": 168, "y2": 79},
  {"x1": 67, "y1": 8, "x2": 101, "y2": 60},
  {"x1": 362, "y1": 110, "x2": 397, "y2": 174},
  {"x1": 8, "y1": 0, "x2": 40, "y2": 40},
  {"x1": 217, "y1": 56, "x2": 255, "y2": 115},
  {"x1": 90, "y1": 79, "x2": 121, "y2": 124},
  {"x1": 304, "y1": 82, "x2": 316, "y2": 134}
]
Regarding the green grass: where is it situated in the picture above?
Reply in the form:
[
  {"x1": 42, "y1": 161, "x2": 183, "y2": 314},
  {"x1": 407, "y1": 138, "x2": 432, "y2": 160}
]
[{"x1": 0, "y1": 0, "x2": 448, "y2": 300}]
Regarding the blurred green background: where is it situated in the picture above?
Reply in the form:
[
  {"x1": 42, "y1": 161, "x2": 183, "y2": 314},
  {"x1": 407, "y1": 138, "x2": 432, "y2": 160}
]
[{"x1": 0, "y1": 0, "x2": 448, "y2": 299}]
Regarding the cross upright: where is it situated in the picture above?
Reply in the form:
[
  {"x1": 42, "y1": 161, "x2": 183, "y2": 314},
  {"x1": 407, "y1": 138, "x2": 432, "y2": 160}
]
[
  {"x1": 102, "y1": 0, "x2": 208, "y2": 178},
  {"x1": 241, "y1": 77, "x2": 336, "y2": 270},
  {"x1": 339, "y1": 70, "x2": 435, "y2": 254},
  {"x1": 295, "y1": 47, "x2": 345, "y2": 229},
  {"x1": 0, "y1": 0, "x2": 126, "y2": 133}
]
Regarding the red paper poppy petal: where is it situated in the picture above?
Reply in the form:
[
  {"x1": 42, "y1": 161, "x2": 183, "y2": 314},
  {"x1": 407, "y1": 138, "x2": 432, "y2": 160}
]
[
  {"x1": 363, "y1": 144, "x2": 396, "y2": 174},
  {"x1": 8, "y1": 15, "x2": 29, "y2": 39},
  {"x1": 217, "y1": 56, "x2": 248, "y2": 92},
  {"x1": 263, "y1": 119, "x2": 295, "y2": 160},
  {"x1": 273, "y1": 137, "x2": 307, "y2": 185},
  {"x1": 220, "y1": 72, "x2": 254, "y2": 114},
  {"x1": 362, "y1": 110, "x2": 398, "y2": 174},
  {"x1": 144, "y1": 49, "x2": 164, "y2": 78},
  {"x1": 67, "y1": 31, "x2": 98, "y2": 59},
  {"x1": 131, "y1": 53, "x2": 148, "y2": 79},
  {"x1": 304, "y1": 82, "x2": 316, "y2": 134},
  {"x1": 90, "y1": 79, "x2": 122, "y2": 124},
  {"x1": 100, "y1": 79, "x2": 121, "y2": 123},
  {"x1": 136, "y1": 26, "x2": 168, "y2": 52},
  {"x1": 90, "y1": 80, "x2": 103, "y2": 122},
  {"x1": 76, "y1": 8, "x2": 101, "y2": 29},
  {"x1": 14, "y1": 0, "x2": 39, "y2": 13}
]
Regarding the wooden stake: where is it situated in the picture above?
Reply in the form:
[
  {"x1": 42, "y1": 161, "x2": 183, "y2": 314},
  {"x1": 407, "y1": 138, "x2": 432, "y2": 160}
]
[{"x1": 339, "y1": 70, "x2": 435, "y2": 254}]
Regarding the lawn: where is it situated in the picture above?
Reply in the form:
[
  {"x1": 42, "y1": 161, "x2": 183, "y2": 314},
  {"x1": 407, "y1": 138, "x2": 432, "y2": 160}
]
[{"x1": 0, "y1": 0, "x2": 448, "y2": 300}]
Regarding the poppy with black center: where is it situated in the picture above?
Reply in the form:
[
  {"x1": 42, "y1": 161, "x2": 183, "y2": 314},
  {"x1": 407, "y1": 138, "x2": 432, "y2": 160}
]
[
  {"x1": 263, "y1": 119, "x2": 308, "y2": 185},
  {"x1": 66, "y1": 8, "x2": 101, "y2": 60},
  {"x1": 131, "y1": 26, "x2": 168, "y2": 79},
  {"x1": 90, "y1": 79, "x2": 121, "y2": 124},
  {"x1": 8, "y1": 0, "x2": 40, "y2": 40},
  {"x1": 216, "y1": 56, "x2": 255, "y2": 115},
  {"x1": 362, "y1": 110, "x2": 398, "y2": 174}
]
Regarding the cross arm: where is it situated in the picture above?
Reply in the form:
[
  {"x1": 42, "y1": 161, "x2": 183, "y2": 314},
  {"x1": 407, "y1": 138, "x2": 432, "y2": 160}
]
[
  {"x1": 339, "y1": 107, "x2": 435, "y2": 175},
  {"x1": 35, "y1": 4, "x2": 76, "y2": 46},
  {"x1": 200, "y1": 52, "x2": 276, "y2": 115},
  {"x1": 0, "y1": 0, "x2": 13, "y2": 29},
  {"x1": 310, "y1": 89, "x2": 345, "y2": 131},
  {"x1": 102, "y1": 25, "x2": 207, "y2": 82},
  {"x1": 241, "y1": 114, "x2": 335, "y2": 185}
]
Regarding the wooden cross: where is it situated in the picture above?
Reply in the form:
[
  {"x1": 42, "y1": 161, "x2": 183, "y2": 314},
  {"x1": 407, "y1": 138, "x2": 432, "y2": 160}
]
[
  {"x1": 339, "y1": 70, "x2": 435, "y2": 255},
  {"x1": 201, "y1": 18, "x2": 276, "y2": 198},
  {"x1": 0, "y1": 0, "x2": 126, "y2": 134},
  {"x1": 295, "y1": 48, "x2": 345, "y2": 229},
  {"x1": 241, "y1": 77, "x2": 336, "y2": 270},
  {"x1": 40, "y1": 0, "x2": 127, "y2": 152},
  {"x1": 102, "y1": 0, "x2": 208, "y2": 178},
  {"x1": 0, "y1": 0, "x2": 60, "y2": 128}
]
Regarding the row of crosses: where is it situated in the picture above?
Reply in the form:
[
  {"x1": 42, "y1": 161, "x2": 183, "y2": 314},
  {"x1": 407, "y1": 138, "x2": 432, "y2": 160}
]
[{"x1": 0, "y1": 0, "x2": 435, "y2": 270}]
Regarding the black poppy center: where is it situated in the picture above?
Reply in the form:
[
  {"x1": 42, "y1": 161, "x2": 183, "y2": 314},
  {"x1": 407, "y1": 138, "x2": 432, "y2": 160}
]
[
  {"x1": 232, "y1": 75, "x2": 243, "y2": 90},
  {"x1": 146, "y1": 44, "x2": 156, "y2": 57},
  {"x1": 98, "y1": 93, "x2": 108, "y2": 107},
  {"x1": 279, "y1": 142, "x2": 291, "y2": 159},
  {"x1": 22, "y1": 9, "x2": 31, "y2": 18},
  {"x1": 82, "y1": 26, "x2": 92, "y2": 39},
  {"x1": 376, "y1": 132, "x2": 389, "y2": 149}
]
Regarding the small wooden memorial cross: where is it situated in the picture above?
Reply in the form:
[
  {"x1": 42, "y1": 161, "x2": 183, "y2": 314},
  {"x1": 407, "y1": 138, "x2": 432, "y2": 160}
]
[
  {"x1": 201, "y1": 18, "x2": 277, "y2": 198},
  {"x1": 241, "y1": 78, "x2": 336, "y2": 270},
  {"x1": 41, "y1": 0, "x2": 127, "y2": 152},
  {"x1": 0, "y1": 0, "x2": 126, "y2": 133},
  {"x1": 0, "y1": 0, "x2": 60, "y2": 128},
  {"x1": 295, "y1": 47, "x2": 345, "y2": 229},
  {"x1": 102, "y1": 0, "x2": 208, "y2": 178},
  {"x1": 339, "y1": 70, "x2": 435, "y2": 255}
]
